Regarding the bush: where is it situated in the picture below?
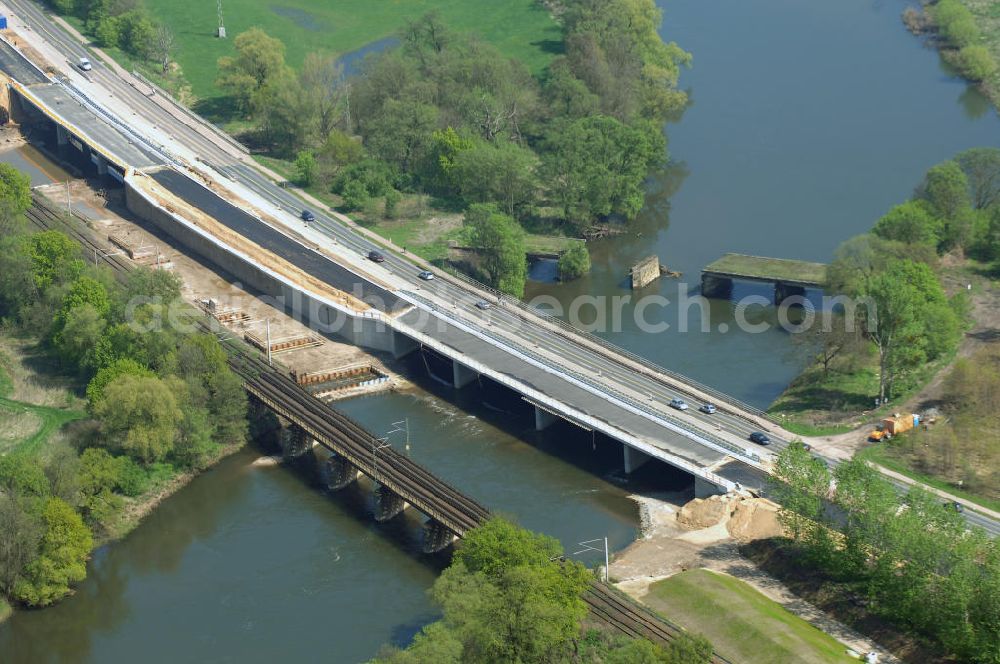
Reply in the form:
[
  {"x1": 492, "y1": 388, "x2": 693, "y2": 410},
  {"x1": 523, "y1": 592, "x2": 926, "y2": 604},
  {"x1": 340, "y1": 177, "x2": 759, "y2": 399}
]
[
  {"x1": 294, "y1": 150, "x2": 316, "y2": 187},
  {"x1": 558, "y1": 242, "x2": 591, "y2": 280},
  {"x1": 958, "y1": 45, "x2": 998, "y2": 82},
  {"x1": 933, "y1": 0, "x2": 980, "y2": 48}
]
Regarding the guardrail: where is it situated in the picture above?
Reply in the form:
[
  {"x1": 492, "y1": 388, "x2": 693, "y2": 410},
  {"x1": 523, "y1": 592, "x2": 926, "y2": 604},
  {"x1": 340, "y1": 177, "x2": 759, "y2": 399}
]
[
  {"x1": 444, "y1": 270, "x2": 776, "y2": 425},
  {"x1": 402, "y1": 290, "x2": 762, "y2": 467},
  {"x1": 130, "y1": 69, "x2": 250, "y2": 156}
]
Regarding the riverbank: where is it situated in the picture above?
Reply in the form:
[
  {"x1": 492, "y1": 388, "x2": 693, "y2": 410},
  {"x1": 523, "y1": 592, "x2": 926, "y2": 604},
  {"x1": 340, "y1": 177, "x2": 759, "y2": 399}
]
[
  {"x1": 903, "y1": 0, "x2": 1000, "y2": 110},
  {"x1": 610, "y1": 492, "x2": 897, "y2": 663}
]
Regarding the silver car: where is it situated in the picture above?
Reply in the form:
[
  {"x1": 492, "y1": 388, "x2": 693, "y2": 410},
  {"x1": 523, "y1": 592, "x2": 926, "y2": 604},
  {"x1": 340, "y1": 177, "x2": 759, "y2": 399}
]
[
  {"x1": 699, "y1": 403, "x2": 717, "y2": 414},
  {"x1": 669, "y1": 398, "x2": 688, "y2": 411}
]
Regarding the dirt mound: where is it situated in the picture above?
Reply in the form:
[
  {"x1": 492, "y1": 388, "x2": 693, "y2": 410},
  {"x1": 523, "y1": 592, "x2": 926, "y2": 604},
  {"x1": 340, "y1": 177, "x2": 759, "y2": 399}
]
[
  {"x1": 676, "y1": 495, "x2": 785, "y2": 541},
  {"x1": 728, "y1": 498, "x2": 785, "y2": 541},
  {"x1": 677, "y1": 495, "x2": 733, "y2": 529}
]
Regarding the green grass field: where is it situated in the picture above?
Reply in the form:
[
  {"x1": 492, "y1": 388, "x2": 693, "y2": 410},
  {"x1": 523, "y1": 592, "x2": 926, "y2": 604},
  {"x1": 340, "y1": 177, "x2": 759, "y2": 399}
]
[
  {"x1": 644, "y1": 570, "x2": 855, "y2": 664},
  {"x1": 0, "y1": 344, "x2": 86, "y2": 457},
  {"x1": 144, "y1": 0, "x2": 561, "y2": 100}
]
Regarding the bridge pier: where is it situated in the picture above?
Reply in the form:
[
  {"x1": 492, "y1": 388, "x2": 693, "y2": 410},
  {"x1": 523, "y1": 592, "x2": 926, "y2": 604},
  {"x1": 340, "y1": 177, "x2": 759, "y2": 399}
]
[
  {"x1": 374, "y1": 485, "x2": 409, "y2": 522},
  {"x1": 452, "y1": 361, "x2": 478, "y2": 389},
  {"x1": 90, "y1": 152, "x2": 108, "y2": 176},
  {"x1": 623, "y1": 445, "x2": 651, "y2": 474},
  {"x1": 55, "y1": 124, "x2": 69, "y2": 147},
  {"x1": 534, "y1": 405, "x2": 559, "y2": 431},
  {"x1": 422, "y1": 519, "x2": 458, "y2": 553},
  {"x1": 774, "y1": 282, "x2": 806, "y2": 306},
  {"x1": 701, "y1": 274, "x2": 733, "y2": 300},
  {"x1": 695, "y1": 476, "x2": 726, "y2": 498},
  {"x1": 279, "y1": 423, "x2": 314, "y2": 459},
  {"x1": 323, "y1": 453, "x2": 360, "y2": 490}
]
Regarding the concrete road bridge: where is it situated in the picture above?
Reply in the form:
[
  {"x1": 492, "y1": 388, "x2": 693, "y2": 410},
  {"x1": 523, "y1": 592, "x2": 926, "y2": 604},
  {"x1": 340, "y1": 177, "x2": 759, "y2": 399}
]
[
  {"x1": 3, "y1": 2, "x2": 998, "y2": 538},
  {"x1": 0, "y1": 6, "x2": 789, "y2": 498}
]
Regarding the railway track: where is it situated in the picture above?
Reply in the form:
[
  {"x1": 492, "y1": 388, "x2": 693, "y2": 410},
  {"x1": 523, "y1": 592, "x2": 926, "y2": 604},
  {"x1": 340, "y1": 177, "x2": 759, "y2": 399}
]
[{"x1": 23, "y1": 196, "x2": 727, "y2": 658}]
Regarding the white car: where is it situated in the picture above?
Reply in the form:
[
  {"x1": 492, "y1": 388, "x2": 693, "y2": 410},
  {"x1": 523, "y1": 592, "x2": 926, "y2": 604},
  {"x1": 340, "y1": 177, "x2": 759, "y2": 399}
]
[
  {"x1": 418, "y1": 270, "x2": 434, "y2": 281},
  {"x1": 78, "y1": 57, "x2": 92, "y2": 71},
  {"x1": 669, "y1": 399, "x2": 688, "y2": 411}
]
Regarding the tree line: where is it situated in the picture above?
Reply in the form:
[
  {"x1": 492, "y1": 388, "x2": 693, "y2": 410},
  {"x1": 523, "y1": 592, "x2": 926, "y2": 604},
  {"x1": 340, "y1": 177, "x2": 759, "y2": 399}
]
[
  {"x1": 373, "y1": 517, "x2": 713, "y2": 664},
  {"x1": 819, "y1": 148, "x2": 1000, "y2": 403},
  {"x1": 771, "y1": 444, "x2": 1000, "y2": 662},
  {"x1": 0, "y1": 164, "x2": 247, "y2": 608},
  {"x1": 45, "y1": 0, "x2": 175, "y2": 73},
  {"x1": 214, "y1": 1, "x2": 690, "y2": 296}
]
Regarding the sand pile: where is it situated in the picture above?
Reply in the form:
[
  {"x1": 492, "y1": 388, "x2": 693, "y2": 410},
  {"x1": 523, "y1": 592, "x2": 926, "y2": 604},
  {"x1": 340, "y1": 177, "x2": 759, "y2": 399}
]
[
  {"x1": 676, "y1": 495, "x2": 786, "y2": 541},
  {"x1": 677, "y1": 495, "x2": 733, "y2": 529},
  {"x1": 727, "y1": 498, "x2": 785, "y2": 541}
]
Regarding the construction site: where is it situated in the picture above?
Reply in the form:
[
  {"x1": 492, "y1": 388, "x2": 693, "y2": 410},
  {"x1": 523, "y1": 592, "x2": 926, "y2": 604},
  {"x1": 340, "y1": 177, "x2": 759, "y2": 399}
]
[{"x1": 0, "y1": 133, "x2": 404, "y2": 403}]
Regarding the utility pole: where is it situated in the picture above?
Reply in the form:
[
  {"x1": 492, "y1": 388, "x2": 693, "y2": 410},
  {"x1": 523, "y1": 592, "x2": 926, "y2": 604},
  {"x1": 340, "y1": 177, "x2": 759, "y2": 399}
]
[
  {"x1": 216, "y1": 0, "x2": 226, "y2": 38},
  {"x1": 390, "y1": 419, "x2": 410, "y2": 456},
  {"x1": 574, "y1": 537, "x2": 610, "y2": 583},
  {"x1": 265, "y1": 318, "x2": 272, "y2": 366},
  {"x1": 65, "y1": 180, "x2": 71, "y2": 214}
]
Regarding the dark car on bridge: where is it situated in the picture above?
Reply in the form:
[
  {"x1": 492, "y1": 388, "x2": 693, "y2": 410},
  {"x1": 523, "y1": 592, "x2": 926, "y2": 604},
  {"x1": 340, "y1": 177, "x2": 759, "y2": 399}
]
[
  {"x1": 749, "y1": 432, "x2": 771, "y2": 446},
  {"x1": 368, "y1": 250, "x2": 386, "y2": 263},
  {"x1": 300, "y1": 209, "x2": 316, "y2": 222}
]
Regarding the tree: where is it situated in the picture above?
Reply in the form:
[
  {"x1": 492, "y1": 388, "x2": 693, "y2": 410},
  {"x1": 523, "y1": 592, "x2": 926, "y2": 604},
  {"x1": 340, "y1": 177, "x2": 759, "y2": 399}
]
[
  {"x1": 315, "y1": 130, "x2": 363, "y2": 184},
  {"x1": 94, "y1": 374, "x2": 183, "y2": 464},
  {"x1": 383, "y1": 189, "x2": 401, "y2": 219},
  {"x1": 299, "y1": 53, "x2": 346, "y2": 139},
  {"x1": 464, "y1": 204, "x2": 527, "y2": 297},
  {"x1": 0, "y1": 454, "x2": 51, "y2": 498},
  {"x1": 0, "y1": 493, "x2": 43, "y2": 597},
  {"x1": 955, "y1": 147, "x2": 1000, "y2": 211},
  {"x1": 294, "y1": 150, "x2": 317, "y2": 187},
  {"x1": 860, "y1": 259, "x2": 960, "y2": 401},
  {"x1": 558, "y1": 242, "x2": 591, "y2": 280},
  {"x1": 0, "y1": 163, "x2": 32, "y2": 213},
  {"x1": 366, "y1": 99, "x2": 438, "y2": 173},
  {"x1": 455, "y1": 517, "x2": 564, "y2": 578},
  {"x1": 54, "y1": 304, "x2": 107, "y2": 366},
  {"x1": 216, "y1": 28, "x2": 289, "y2": 114},
  {"x1": 872, "y1": 200, "x2": 942, "y2": 247},
  {"x1": 122, "y1": 266, "x2": 182, "y2": 304},
  {"x1": 85, "y1": 357, "x2": 152, "y2": 408},
  {"x1": 770, "y1": 441, "x2": 830, "y2": 542},
  {"x1": 13, "y1": 497, "x2": 92, "y2": 607},
  {"x1": 152, "y1": 23, "x2": 175, "y2": 73},
  {"x1": 451, "y1": 140, "x2": 538, "y2": 218},
  {"x1": 544, "y1": 116, "x2": 661, "y2": 227},
  {"x1": 959, "y1": 45, "x2": 998, "y2": 82},
  {"x1": 118, "y1": 10, "x2": 156, "y2": 60},
  {"x1": 918, "y1": 160, "x2": 972, "y2": 250},
  {"x1": 26, "y1": 231, "x2": 83, "y2": 291}
]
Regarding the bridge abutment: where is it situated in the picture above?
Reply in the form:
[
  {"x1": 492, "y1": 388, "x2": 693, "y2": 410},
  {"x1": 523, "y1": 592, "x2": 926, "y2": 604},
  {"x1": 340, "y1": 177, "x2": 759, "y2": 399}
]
[
  {"x1": 323, "y1": 453, "x2": 360, "y2": 490},
  {"x1": 422, "y1": 519, "x2": 458, "y2": 553},
  {"x1": 695, "y1": 476, "x2": 726, "y2": 498},
  {"x1": 452, "y1": 361, "x2": 478, "y2": 389},
  {"x1": 623, "y1": 445, "x2": 651, "y2": 474}
]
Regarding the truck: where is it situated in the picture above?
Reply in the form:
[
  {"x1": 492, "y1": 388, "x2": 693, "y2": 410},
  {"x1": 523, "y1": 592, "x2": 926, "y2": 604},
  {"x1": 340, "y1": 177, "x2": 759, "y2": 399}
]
[{"x1": 868, "y1": 413, "x2": 919, "y2": 442}]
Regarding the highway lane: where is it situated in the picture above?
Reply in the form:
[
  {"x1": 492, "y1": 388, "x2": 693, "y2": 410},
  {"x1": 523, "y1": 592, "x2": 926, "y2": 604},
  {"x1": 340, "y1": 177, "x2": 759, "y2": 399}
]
[
  {"x1": 8, "y1": 1, "x2": 999, "y2": 535},
  {"x1": 5, "y1": 1, "x2": 781, "y2": 455}
]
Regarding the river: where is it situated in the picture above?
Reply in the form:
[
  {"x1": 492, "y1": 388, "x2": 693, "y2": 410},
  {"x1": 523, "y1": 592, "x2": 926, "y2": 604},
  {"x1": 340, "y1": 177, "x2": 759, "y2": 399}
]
[{"x1": 2, "y1": 0, "x2": 998, "y2": 661}]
